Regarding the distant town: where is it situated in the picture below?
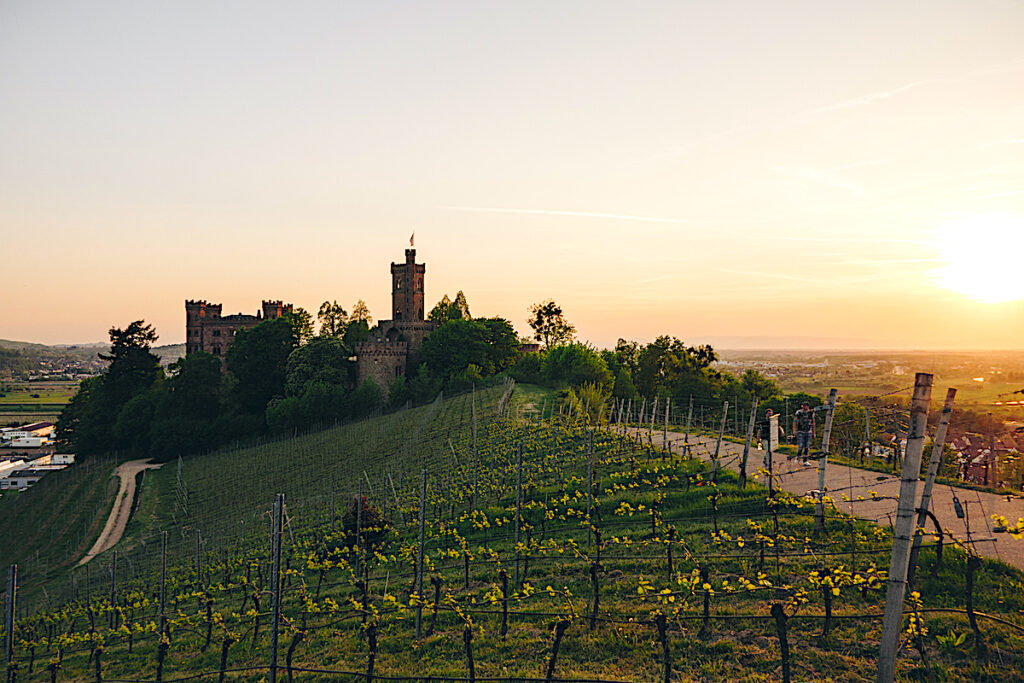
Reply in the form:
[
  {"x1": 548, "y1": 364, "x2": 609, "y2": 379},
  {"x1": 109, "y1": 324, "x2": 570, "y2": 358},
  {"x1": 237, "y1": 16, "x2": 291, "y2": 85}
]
[{"x1": 0, "y1": 420, "x2": 74, "y2": 491}]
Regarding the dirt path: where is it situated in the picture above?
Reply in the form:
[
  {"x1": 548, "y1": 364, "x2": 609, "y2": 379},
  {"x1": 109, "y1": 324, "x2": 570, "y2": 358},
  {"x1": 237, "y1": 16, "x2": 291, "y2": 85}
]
[
  {"x1": 625, "y1": 427, "x2": 1024, "y2": 571},
  {"x1": 78, "y1": 459, "x2": 162, "y2": 565}
]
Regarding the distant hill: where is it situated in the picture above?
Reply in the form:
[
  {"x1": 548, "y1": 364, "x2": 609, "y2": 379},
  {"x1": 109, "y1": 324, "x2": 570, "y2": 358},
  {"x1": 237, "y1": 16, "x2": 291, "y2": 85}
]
[
  {"x1": 0, "y1": 339, "x2": 185, "y2": 375},
  {"x1": 153, "y1": 343, "x2": 185, "y2": 365}
]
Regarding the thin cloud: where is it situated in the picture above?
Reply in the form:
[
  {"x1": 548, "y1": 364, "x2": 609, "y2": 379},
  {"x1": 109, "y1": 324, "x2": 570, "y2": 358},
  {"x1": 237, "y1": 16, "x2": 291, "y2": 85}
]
[
  {"x1": 807, "y1": 80, "x2": 933, "y2": 115},
  {"x1": 439, "y1": 206, "x2": 692, "y2": 224},
  {"x1": 771, "y1": 165, "x2": 865, "y2": 195},
  {"x1": 778, "y1": 236, "x2": 929, "y2": 245},
  {"x1": 651, "y1": 56, "x2": 1024, "y2": 162}
]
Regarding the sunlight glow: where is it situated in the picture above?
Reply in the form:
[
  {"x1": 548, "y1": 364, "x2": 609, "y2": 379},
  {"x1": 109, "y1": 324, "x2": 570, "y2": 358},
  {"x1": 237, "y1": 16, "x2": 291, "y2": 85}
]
[{"x1": 932, "y1": 214, "x2": 1024, "y2": 303}]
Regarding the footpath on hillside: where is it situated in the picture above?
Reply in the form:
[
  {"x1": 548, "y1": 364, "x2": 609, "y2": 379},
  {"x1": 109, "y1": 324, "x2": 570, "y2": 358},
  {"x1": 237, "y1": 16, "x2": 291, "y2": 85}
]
[
  {"x1": 624, "y1": 426, "x2": 1024, "y2": 572},
  {"x1": 78, "y1": 459, "x2": 163, "y2": 565}
]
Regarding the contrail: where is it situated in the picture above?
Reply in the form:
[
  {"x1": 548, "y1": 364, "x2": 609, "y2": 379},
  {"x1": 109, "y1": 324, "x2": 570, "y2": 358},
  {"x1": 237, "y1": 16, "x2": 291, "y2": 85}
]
[{"x1": 439, "y1": 206, "x2": 691, "y2": 224}]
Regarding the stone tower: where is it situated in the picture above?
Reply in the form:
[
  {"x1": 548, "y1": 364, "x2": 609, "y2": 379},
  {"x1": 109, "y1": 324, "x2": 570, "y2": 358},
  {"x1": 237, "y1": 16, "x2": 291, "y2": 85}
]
[
  {"x1": 391, "y1": 248, "x2": 426, "y2": 322},
  {"x1": 356, "y1": 246, "x2": 436, "y2": 396}
]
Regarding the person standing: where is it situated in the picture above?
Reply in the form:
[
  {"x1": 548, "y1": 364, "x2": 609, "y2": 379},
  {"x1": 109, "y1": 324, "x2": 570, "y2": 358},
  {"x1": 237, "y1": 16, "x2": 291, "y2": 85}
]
[{"x1": 794, "y1": 402, "x2": 814, "y2": 465}]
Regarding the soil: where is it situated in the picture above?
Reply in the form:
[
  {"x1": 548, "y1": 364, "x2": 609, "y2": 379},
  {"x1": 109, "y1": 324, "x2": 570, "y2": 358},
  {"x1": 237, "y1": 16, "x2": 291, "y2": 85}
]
[{"x1": 77, "y1": 459, "x2": 162, "y2": 565}]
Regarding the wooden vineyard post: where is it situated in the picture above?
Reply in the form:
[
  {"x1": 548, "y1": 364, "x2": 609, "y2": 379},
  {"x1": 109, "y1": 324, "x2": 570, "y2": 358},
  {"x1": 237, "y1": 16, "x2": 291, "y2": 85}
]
[
  {"x1": 109, "y1": 551, "x2": 117, "y2": 628},
  {"x1": 268, "y1": 494, "x2": 284, "y2": 683},
  {"x1": 416, "y1": 468, "x2": 426, "y2": 638},
  {"x1": 684, "y1": 396, "x2": 693, "y2": 450},
  {"x1": 711, "y1": 401, "x2": 729, "y2": 481},
  {"x1": 767, "y1": 412, "x2": 778, "y2": 498},
  {"x1": 663, "y1": 397, "x2": 670, "y2": 452},
  {"x1": 159, "y1": 531, "x2": 167, "y2": 617},
  {"x1": 877, "y1": 372, "x2": 932, "y2": 683},
  {"x1": 472, "y1": 384, "x2": 478, "y2": 506},
  {"x1": 739, "y1": 398, "x2": 758, "y2": 489},
  {"x1": 195, "y1": 529, "x2": 202, "y2": 587},
  {"x1": 908, "y1": 388, "x2": 956, "y2": 586},
  {"x1": 4, "y1": 565, "x2": 16, "y2": 683},
  {"x1": 813, "y1": 389, "x2": 838, "y2": 534},
  {"x1": 650, "y1": 397, "x2": 658, "y2": 437},
  {"x1": 515, "y1": 441, "x2": 523, "y2": 585},
  {"x1": 864, "y1": 406, "x2": 872, "y2": 463},
  {"x1": 586, "y1": 431, "x2": 594, "y2": 548}
]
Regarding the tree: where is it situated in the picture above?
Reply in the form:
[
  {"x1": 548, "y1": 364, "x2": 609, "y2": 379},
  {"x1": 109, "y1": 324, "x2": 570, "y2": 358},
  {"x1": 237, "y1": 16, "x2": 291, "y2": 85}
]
[
  {"x1": 528, "y1": 300, "x2": 576, "y2": 350},
  {"x1": 100, "y1": 321, "x2": 163, "y2": 407},
  {"x1": 613, "y1": 339, "x2": 641, "y2": 377},
  {"x1": 740, "y1": 369, "x2": 782, "y2": 402},
  {"x1": 226, "y1": 316, "x2": 299, "y2": 415},
  {"x1": 428, "y1": 291, "x2": 471, "y2": 325},
  {"x1": 343, "y1": 319, "x2": 370, "y2": 347},
  {"x1": 350, "y1": 299, "x2": 372, "y2": 326},
  {"x1": 317, "y1": 300, "x2": 349, "y2": 338},
  {"x1": 418, "y1": 317, "x2": 520, "y2": 383},
  {"x1": 162, "y1": 352, "x2": 224, "y2": 419},
  {"x1": 634, "y1": 336, "x2": 718, "y2": 398},
  {"x1": 285, "y1": 308, "x2": 315, "y2": 345},
  {"x1": 541, "y1": 343, "x2": 613, "y2": 393},
  {"x1": 284, "y1": 336, "x2": 353, "y2": 397},
  {"x1": 452, "y1": 291, "x2": 471, "y2": 319},
  {"x1": 57, "y1": 321, "x2": 163, "y2": 457}
]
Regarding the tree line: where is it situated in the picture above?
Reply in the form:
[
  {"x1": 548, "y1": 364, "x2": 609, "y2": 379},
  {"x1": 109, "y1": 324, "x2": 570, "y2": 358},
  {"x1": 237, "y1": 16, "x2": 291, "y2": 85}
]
[{"x1": 57, "y1": 294, "x2": 790, "y2": 462}]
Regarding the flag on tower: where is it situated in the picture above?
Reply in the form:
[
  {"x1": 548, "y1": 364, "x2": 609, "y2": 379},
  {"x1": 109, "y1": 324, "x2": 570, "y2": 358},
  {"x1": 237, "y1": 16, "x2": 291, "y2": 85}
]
[{"x1": 410, "y1": 232, "x2": 415, "y2": 247}]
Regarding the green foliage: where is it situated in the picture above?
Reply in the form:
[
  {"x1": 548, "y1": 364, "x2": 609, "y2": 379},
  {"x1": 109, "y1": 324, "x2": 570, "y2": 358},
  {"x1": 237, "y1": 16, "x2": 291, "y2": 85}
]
[
  {"x1": 284, "y1": 307, "x2": 315, "y2": 345},
  {"x1": 541, "y1": 343, "x2": 613, "y2": 392},
  {"x1": 509, "y1": 352, "x2": 543, "y2": 384},
  {"x1": 284, "y1": 336, "x2": 353, "y2": 397},
  {"x1": 565, "y1": 381, "x2": 612, "y2": 422},
  {"x1": 419, "y1": 318, "x2": 519, "y2": 386},
  {"x1": 350, "y1": 378, "x2": 383, "y2": 418},
  {"x1": 343, "y1": 319, "x2": 370, "y2": 348},
  {"x1": 317, "y1": 300, "x2": 349, "y2": 338},
  {"x1": 163, "y1": 352, "x2": 223, "y2": 419},
  {"x1": 350, "y1": 299, "x2": 372, "y2": 326},
  {"x1": 56, "y1": 321, "x2": 163, "y2": 457},
  {"x1": 428, "y1": 291, "x2": 472, "y2": 324},
  {"x1": 226, "y1": 316, "x2": 299, "y2": 416},
  {"x1": 740, "y1": 369, "x2": 783, "y2": 402},
  {"x1": 634, "y1": 335, "x2": 718, "y2": 399},
  {"x1": 527, "y1": 299, "x2": 576, "y2": 349}
]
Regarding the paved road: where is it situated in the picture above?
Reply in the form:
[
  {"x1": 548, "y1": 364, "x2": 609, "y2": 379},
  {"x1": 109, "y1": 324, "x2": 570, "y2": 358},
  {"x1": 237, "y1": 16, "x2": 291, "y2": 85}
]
[
  {"x1": 78, "y1": 459, "x2": 162, "y2": 565},
  {"x1": 624, "y1": 427, "x2": 1024, "y2": 572}
]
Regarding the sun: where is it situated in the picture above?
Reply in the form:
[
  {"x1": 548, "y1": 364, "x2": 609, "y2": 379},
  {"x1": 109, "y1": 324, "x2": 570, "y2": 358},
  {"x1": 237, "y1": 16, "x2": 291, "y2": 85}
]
[{"x1": 932, "y1": 214, "x2": 1024, "y2": 303}]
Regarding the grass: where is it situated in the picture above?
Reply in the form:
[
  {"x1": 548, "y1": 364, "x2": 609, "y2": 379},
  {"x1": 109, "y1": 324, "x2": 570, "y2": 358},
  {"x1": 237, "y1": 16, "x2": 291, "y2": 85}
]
[
  {"x1": 8, "y1": 384, "x2": 1024, "y2": 681},
  {"x1": 0, "y1": 380, "x2": 77, "y2": 404},
  {"x1": 0, "y1": 454, "x2": 119, "y2": 601}
]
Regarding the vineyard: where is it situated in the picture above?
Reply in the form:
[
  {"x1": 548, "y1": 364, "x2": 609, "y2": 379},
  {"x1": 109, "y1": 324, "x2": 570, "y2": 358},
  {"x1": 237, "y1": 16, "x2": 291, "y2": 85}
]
[{"x1": 3, "y1": 380, "x2": 1024, "y2": 681}]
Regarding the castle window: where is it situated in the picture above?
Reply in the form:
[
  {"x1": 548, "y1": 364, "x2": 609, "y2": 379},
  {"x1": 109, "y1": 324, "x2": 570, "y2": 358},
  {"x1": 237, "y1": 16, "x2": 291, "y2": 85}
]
[
  {"x1": 212, "y1": 346, "x2": 221, "y2": 355},
  {"x1": 213, "y1": 330, "x2": 221, "y2": 337}
]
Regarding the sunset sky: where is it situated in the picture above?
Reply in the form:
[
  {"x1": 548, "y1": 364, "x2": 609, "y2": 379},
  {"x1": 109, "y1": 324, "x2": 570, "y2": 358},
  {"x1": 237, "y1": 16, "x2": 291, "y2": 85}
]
[{"x1": 2, "y1": 1, "x2": 1023, "y2": 349}]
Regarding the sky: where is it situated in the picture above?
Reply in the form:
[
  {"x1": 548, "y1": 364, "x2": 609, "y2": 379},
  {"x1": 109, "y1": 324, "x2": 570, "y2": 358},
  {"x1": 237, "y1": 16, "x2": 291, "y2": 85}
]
[{"x1": 2, "y1": 1, "x2": 1023, "y2": 350}]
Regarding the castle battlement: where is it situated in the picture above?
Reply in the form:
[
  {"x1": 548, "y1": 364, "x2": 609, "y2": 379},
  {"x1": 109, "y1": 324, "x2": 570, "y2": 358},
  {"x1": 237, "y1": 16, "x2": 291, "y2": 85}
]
[{"x1": 185, "y1": 298, "x2": 292, "y2": 364}]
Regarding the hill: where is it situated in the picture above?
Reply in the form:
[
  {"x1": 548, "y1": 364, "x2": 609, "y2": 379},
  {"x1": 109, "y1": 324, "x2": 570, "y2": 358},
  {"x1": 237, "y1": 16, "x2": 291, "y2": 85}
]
[{"x1": 4, "y1": 383, "x2": 1024, "y2": 682}]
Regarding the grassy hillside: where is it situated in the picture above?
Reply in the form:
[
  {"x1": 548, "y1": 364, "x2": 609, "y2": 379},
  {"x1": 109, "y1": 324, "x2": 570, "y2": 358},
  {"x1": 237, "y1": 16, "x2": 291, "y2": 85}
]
[
  {"x1": 4, "y1": 383, "x2": 1024, "y2": 681},
  {"x1": 0, "y1": 455, "x2": 119, "y2": 592}
]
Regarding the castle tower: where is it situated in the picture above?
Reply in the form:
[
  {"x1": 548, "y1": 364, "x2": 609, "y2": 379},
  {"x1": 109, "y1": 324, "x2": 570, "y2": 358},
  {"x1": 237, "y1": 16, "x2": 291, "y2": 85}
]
[
  {"x1": 391, "y1": 248, "x2": 426, "y2": 321},
  {"x1": 261, "y1": 300, "x2": 292, "y2": 320}
]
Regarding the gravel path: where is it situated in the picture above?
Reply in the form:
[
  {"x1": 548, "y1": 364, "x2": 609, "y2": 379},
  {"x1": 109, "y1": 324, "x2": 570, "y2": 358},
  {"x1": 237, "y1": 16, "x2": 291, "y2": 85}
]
[
  {"x1": 625, "y1": 427, "x2": 1024, "y2": 571},
  {"x1": 78, "y1": 459, "x2": 162, "y2": 565}
]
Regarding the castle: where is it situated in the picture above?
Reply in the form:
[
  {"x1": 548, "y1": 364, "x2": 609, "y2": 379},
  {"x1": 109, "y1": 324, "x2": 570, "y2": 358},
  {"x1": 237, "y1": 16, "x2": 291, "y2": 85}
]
[
  {"x1": 184, "y1": 299, "x2": 293, "y2": 360},
  {"x1": 355, "y1": 247, "x2": 436, "y2": 393},
  {"x1": 185, "y1": 247, "x2": 434, "y2": 395}
]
